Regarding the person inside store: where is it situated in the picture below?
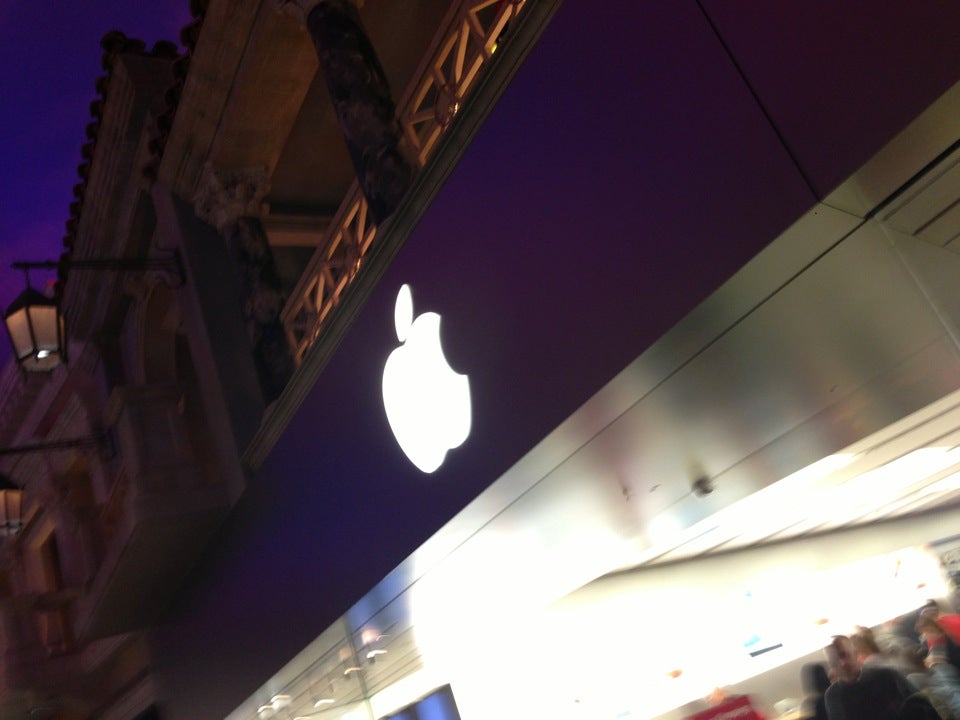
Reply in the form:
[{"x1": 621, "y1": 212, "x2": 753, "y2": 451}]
[
  {"x1": 823, "y1": 634, "x2": 914, "y2": 720},
  {"x1": 799, "y1": 662, "x2": 830, "y2": 720},
  {"x1": 898, "y1": 692, "x2": 947, "y2": 720},
  {"x1": 887, "y1": 603, "x2": 942, "y2": 671},
  {"x1": 918, "y1": 603, "x2": 960, "y2": 670},
  {"x1": 890, "y1": 600, "x2": 960, "y2": 672},
  {"x1": 851, "y1": 626, "x2": 918, "y2": 675},
  {"x1": 914, "y1": 612, "x2": 960, "y2": 718}
]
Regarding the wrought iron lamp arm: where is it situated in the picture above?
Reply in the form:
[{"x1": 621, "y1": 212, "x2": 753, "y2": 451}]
[
  {"x1": 0, "y1": 430, "x2": 114, "y2": 458},
  {"x1": 11, "y1": 249, "x2": 185, "y2": 286}
]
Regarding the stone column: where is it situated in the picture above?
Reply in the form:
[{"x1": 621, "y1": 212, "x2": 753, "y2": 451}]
[
  {"x1": 193, "y1": 164, "x2": 294, "y2": 404},
  {"x1": 276, "y1": 0, "x2": 413, "y2": 225}
]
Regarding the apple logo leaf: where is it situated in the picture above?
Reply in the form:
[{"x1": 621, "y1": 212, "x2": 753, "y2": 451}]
[{"x1": 394, "y1": 283, "x2": 413, "y2": 343}]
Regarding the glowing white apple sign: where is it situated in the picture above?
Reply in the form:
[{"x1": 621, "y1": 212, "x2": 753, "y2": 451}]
[{"x1": 381, "y1": 284, "x2": 471, "y2": 473}]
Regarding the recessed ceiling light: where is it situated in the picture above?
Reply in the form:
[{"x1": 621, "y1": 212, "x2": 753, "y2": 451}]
[{"x1": 314, "y1": 699, "x2": 335, "y2": 708}]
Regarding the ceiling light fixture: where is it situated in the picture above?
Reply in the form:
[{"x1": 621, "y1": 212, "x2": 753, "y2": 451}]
[{"x1": 270, "y1": 695, "x2": 291, "y2": 710}]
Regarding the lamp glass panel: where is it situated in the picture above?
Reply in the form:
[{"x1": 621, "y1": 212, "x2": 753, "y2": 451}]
[
  {"x1": 5, "y1": 287, "x2": 64, "y2": 370},
  {"x1": 5, "y1": 306, "x2": 34, "y2": 360},
  {"x1": 18, "y1": 305, "x2": 64, "y2": 371},
  {"x1": 30, "y1": 304, "x2": 61, "y2": 352}
]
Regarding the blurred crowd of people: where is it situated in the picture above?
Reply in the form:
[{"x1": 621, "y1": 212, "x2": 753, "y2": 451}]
[{"x1": 800, "y1": 600, "x2": 960, "y2": 720}]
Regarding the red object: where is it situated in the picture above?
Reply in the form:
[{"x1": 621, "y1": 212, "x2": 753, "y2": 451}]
[
  {"x1": 938, "y1": 614, "x2": 960, "y2": 644},
  {"x1": 687, "y1": 695, "x2": 765, "y2": 720}
]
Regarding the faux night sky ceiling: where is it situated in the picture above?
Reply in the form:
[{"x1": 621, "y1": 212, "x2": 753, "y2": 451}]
[{"x1": 0, "y1": 1, "x2": 191, "y2": 358}]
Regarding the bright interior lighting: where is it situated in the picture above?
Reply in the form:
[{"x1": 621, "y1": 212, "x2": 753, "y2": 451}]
[
  {"x1": 339, "y1": 711, "x2": 367, "y2": 720},
  {"x1": 515, "y1": 545, "x2": 947, "y2": 719},
  {"x1": 232, "y1": 395, "x2": 960, "y2": 720},
  {"x1": 777, "y1": 452, "x2": 860, "y2": 491},
  {"x1": 405, "y1": 536, "x2": 949, "y2": 720},
  {"x1": 842, "y1": 447, "x2": 958, "y2": 500},
  {"x1": 637, "y1": 452, "x2": 861, "y2": 563},
  {"x1": 928, "y1": 469, "x2": 960, "y2": 493},
  {"x1": 645, "y1": 512, "x2": 686, "y2": 547},
  {"x1": 636, "y1": 444, "x2": 960, "y2": 562},
  {"x1": 708, "y1": 453, "x2": 857, "y2": 525},
  {"x1": 367, "y1": 665, "x2": 447, "y2": 719}
]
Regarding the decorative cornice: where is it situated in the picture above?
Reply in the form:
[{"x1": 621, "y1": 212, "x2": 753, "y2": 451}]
[
  {"x1": 272, "y1": 0, "x2": 323, "y2": 20},
  {"x1": 64, "y1": 33, "x2": 180, "y2": 253},
  {"x1": 193, "y1": 163, "x2": 270, "y2": 233},
  {"x1": 271, "y1": 0, "x2": 363, "y2": 26},
  {"x1": 60, "y1": 30, "x2": 182, "y2": 302},
  {"x1": 142, "y1": 0, "x2": 209, "y2": 184}
]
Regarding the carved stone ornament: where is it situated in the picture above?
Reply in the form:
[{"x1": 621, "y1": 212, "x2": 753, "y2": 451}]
[
  {"x1": 271, "y1": 0, "x2": 364, "y2": 26},
  {"x1": 193, "y1": 163, "x2": 270, "y2": 234}
]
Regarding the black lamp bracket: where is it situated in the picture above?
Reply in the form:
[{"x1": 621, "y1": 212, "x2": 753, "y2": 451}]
[
  {"x1": 0, "y1": 429, "x2": 115, "y2": 458},
  {"x1": 12, "y1": 249, "x2": 185, "y2": 287}
]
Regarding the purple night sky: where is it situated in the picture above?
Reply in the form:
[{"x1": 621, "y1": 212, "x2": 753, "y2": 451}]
[{"x1": 0, "y1": 1, "x2": 191, "y2": 362}]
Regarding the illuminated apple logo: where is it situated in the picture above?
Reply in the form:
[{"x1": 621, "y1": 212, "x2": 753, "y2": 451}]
[{"x1": 382, "y1": 284, "x2": 471, "y2": 473}]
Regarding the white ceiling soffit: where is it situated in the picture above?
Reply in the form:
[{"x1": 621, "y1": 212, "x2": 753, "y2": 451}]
[
  {"x1": 824, "y1": 79, "x2": 960, "y2": 219},
  {"x1": 881, "y1": 151, "x2": 960, "y2": 248}
]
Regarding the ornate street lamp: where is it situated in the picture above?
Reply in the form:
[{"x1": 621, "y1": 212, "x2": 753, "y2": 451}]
[
  {"x1": 2, "y1": 252, "x2": 184, "y2": 372},
  {"x1": 0, "y1": 431, "x2": 112, "y2": 537},
  {"x1": 3, "y1": 284, "x2": 65, "y2": 371}
]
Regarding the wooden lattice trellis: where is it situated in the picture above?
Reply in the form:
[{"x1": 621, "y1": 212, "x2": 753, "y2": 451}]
[{"x1": 282, "y1": 0, "x2": 526, "y2": 365}]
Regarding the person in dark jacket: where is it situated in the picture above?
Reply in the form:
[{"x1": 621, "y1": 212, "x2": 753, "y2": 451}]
[
  {"x1": 824, "y1": 635, "x2": 914, "y2": 720},
  {"x1": 896, "y1": 693, "x2": 944, "y2": 720},
  {"x1": 800, "y1": 662, "x2": 830, "y2": 720}
]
